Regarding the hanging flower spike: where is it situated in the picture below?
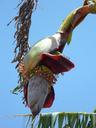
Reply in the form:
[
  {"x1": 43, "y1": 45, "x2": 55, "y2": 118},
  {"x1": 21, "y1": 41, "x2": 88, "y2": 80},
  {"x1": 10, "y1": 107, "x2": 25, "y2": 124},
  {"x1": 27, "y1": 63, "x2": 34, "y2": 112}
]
[{"x1": 12, "y1": 0, "x2": 96, "y2": 117}]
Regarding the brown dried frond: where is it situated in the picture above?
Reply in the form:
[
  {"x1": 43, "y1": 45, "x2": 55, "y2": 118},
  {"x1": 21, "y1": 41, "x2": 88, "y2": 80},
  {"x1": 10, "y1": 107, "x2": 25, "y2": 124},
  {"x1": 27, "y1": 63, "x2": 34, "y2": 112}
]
[
  {"x1": 12, "y1": 0, "x2": 38, "y2": 68},
  {"x1": 83, "y1": 0, "x2": 88, "y2": 5}
]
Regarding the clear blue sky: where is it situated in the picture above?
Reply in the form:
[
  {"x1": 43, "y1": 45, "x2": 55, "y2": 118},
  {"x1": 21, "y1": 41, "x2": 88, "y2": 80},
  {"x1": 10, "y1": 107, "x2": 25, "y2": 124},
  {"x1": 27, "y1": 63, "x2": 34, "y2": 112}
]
[{"x1": 0, "y1": 0, "x2": 96, "y2": 127}]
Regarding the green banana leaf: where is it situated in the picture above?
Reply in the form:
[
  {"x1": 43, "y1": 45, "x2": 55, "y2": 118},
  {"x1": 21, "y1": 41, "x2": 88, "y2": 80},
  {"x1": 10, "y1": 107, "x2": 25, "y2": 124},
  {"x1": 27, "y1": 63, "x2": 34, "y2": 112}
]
[{"x1": 17, "y1": 112, "x2": 96, "y2": 128}]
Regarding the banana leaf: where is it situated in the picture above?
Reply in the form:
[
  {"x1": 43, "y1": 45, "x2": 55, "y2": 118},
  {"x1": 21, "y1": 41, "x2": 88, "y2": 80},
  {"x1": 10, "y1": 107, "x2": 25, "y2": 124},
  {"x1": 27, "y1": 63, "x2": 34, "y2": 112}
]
[{"x1": 15, "y1": 112, "x2": 96, "y2": 128}]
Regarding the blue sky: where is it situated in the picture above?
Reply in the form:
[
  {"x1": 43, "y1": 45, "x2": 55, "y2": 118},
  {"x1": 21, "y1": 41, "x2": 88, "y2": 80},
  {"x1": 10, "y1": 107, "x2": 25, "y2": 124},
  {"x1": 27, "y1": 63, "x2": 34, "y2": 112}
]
[{"x1": 0, "y1": 0, "x2": 96, "y2": 127}]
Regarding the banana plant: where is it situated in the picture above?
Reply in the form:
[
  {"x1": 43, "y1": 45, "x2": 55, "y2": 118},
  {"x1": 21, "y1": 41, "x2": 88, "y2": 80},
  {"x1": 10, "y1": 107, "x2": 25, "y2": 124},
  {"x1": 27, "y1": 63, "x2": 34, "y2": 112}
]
[{"x1": 12, "y1": 0, "x2": 96, "y2": 117}]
